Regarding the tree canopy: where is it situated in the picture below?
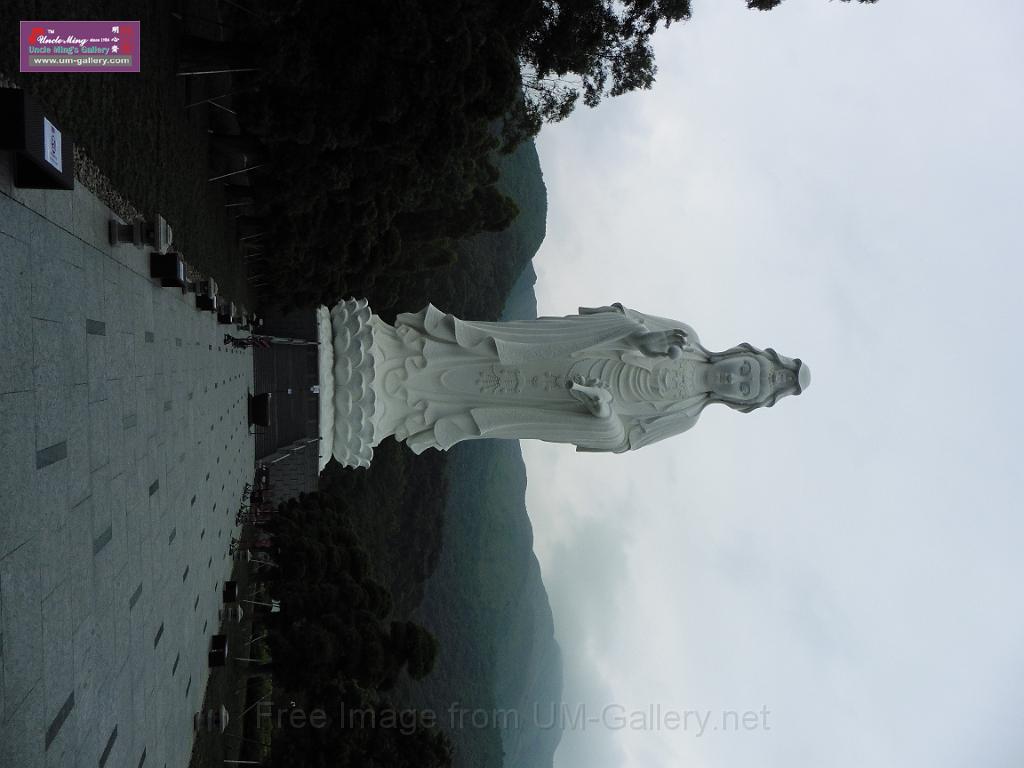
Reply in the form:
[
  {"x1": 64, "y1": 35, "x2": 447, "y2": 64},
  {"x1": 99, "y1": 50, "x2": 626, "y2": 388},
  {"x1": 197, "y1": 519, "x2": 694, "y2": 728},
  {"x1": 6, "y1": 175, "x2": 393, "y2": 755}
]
[
  {"x1": 256, "y1": 491, "x2": 452, "y2": 768},
  {"x1": 515, "y1": 0, "x2": 879, "y2": 127},
  {"x1": 515, "y1": 0, "x2": 692, "y2": 131},
  {"x1": 747, "y1": 0, "x2": 876, "y2": 10},
  {"x1": 193, "y1": 0, "x2": 878, "y2": 314},
  {"x1": 262, "y1": 492, "x2": 441, "y2": 691}
]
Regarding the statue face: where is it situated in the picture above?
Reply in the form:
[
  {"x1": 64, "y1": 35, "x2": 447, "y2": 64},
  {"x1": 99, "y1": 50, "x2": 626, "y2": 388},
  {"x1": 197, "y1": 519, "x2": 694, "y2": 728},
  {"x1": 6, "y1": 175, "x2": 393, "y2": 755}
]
[
  {"x1": 707, "y1": 355, "x2": 761, "y2": 401},
  {"x1": 769, "y1": 369, "x2": 795, "y2": 389}
]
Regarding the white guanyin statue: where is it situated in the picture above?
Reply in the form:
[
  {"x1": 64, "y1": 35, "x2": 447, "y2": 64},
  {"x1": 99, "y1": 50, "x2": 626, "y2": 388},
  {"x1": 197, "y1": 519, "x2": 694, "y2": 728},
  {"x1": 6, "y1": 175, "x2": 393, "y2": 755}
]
[{"x1": 317, "y1": 299, "x2": 810, "y2": 470}]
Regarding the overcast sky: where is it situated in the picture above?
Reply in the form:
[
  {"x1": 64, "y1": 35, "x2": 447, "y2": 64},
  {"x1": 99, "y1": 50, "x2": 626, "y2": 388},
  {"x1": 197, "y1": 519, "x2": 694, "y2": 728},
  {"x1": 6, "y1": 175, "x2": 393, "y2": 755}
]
[{"x1": 522, "y1": 2, "x2": 1024, "y2": 767}]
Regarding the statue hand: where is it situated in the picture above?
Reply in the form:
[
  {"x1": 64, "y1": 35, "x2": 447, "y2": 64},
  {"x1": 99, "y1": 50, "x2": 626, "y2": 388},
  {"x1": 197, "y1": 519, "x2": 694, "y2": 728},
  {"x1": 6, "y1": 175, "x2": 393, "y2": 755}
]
[
  {"x1": 568, "y1": 376, "x2": 613, "y2": 418},
  {"x1": 631, "y1": 329, "x2": 690, "y2": 359}
]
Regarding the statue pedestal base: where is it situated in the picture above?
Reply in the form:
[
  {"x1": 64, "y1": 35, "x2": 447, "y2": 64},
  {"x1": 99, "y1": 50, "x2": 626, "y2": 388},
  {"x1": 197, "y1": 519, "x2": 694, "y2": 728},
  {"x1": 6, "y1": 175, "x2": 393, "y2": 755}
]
[{"x1": 317, "y1": 299, "x2": 379, "y2": 470}]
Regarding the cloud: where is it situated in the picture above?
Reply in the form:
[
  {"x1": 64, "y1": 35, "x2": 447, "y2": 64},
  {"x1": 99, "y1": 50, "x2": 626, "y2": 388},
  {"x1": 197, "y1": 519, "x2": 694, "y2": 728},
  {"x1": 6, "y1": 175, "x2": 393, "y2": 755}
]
[
  {"x1": 524, "y1": 2, "x2": 1024, "y2": 767},
  {"x1": 533, "y1": 503, "x2": 635, "y2": 768}
]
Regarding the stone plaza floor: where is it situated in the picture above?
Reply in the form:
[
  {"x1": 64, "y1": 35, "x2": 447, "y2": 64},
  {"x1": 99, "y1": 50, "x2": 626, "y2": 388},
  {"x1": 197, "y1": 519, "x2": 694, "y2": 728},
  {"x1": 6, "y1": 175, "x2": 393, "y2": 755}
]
[{"x1": 0, "y1": 153, "x2": 255, "y2": 768}]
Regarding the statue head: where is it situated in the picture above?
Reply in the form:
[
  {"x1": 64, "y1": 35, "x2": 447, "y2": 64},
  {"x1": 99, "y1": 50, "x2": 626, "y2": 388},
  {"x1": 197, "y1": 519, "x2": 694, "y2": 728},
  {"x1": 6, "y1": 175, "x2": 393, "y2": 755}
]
[{"x1": 705, "y1": 343, "x2": 810, "y2": 413}]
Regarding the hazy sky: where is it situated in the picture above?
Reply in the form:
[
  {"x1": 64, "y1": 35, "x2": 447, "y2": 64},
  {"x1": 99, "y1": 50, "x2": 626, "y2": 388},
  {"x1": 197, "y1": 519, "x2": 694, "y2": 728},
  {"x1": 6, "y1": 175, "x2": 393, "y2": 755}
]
[{"x1": 522, "y1": 2, "x2": 1024, "y2": 767}]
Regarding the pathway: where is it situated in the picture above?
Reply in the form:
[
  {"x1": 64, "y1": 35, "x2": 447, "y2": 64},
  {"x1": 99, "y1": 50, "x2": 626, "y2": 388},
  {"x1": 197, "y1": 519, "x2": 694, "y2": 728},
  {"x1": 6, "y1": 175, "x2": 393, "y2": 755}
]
[{"x1": 0, "y1": 151, "x2": 254, "y2": 768}]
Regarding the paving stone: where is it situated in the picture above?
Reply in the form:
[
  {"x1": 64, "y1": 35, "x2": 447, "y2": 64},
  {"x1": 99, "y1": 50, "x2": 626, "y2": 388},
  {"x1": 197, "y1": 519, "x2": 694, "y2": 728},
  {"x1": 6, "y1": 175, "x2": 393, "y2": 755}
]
[
  {"x1": 8, "y1": 184, "x2": 48, "y2": 223},
  {"x1": 0, "y1": 541, "x2": 44, "y2": 722},
  {"x1": 35, "y1": 441, "x2": 68, "y2": 469},
  {"x1": 0, "y1": 392, "x2": 35, "y2": 557},
  {"x1": 129, "y1": 670, "x2": 147, "y2": 766},
  {"x1": 108, "y1": 472, "x2": 129, "y2": 573},
  {"x1": 111, "y1": 332, "x2": 136, "y2": 385},
  {"x1": 106, "y1": 391, "x2": 127, "y2": 480},
  {"x1": 94, "y1": 696, "x2": 120, "y2": 768},
  {"x1": 112, "y1": 566, "x2": 133, "y2": 666},
  {"x1": 0, "y1": 683, "x2": 43, "y2": 768},
  {"x1": 103, "y1": 259, "x2": 128, "y2": 337},
  {"x1": 35, "y1": 458, "x2": 70, "y2": 599},
  {"x1": 41, "y1": 580, "x2": 74, "y2": 733},
  {"x1": 43, "y1": 691, "x2": 76, "y2": 768},
  {"x1": 68, "y1": 496, "x2": 96, "y2": 632},
  {"x1": 66, "y1": 307, "x2": 89, "y2": 389},
  {"x1": 42, "y1": 186, "x2": 73, "y2": 234},
  {"x1": 71, "y1": 615, "x2": 102, "y2": 766},
  {"x1": 105, "y1": 666, "x2": 132, "y2": 766},
  {"x1": 2, "y1": 168, "x2": 256, "y2": 768},
  {"x1": 1, "y1": 188, "x2": 44, "y2": 245},
  {"x1": 0, "y1": 232, "x2": 33, "y2": 395},
  {"x1": 86, "y1": 332, "x2": 109, "y2": 405},
  {"x1": 65, "y1": 384, "x2": 90, "y2": 507},
  {"x1": 84, "y1": 248, "x2": 107, "y2": 328},
  {"x1": 71, "y1": 185, "x2": 110, "y2": 255},
  {"x1": 90, "y1": 464, "x2": 113, "y2": 550},
  {"x1": 88, "y1": 398, "x2": 111, "y2": 470},
  {"x1": 32, "y1": 318, "x2": 70, "y2": 456},
  {"x1": 30, "y1": 235, "x2": 79, "y2": 323}
]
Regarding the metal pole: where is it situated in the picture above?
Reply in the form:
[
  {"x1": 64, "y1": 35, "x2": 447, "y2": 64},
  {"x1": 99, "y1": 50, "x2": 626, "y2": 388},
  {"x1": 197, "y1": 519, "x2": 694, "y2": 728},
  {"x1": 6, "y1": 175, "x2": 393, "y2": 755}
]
[
  {"x1": 170, "y1": 11, "x2": 235, "y2": 30},
  {"x1": 222, "y1": 0, "x2": 259, "y2": 16},
  {"x1": 178, "y1": 67, "x2": 259, "y2": 77},
  {"x1": 209, "y1": 164, "x2": 265, "y2": 182},
  {"x1": 208, "y1": 100, "x2": 238, "y2": 116},
  {"x1": 223, "y1": 733, "x2": 269, "y2": 748},
  {"x1": 185, "y1": 88, "x2": 259, "y2": 108},
  {"x1": 240, "y1": 692, "x2": 273, "y2": 718}
]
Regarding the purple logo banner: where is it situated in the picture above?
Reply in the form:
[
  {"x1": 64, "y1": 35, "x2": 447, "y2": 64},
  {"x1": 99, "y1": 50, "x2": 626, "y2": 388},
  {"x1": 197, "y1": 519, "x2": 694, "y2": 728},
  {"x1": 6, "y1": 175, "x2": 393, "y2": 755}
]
[{"x1": 21, "y1": 21, "x2": 140, "y2": 73}]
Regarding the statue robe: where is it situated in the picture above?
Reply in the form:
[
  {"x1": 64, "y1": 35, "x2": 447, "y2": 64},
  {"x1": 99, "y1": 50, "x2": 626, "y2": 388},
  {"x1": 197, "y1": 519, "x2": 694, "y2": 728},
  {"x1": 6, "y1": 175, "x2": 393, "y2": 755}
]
[{"x1": 368, "y1": 302, "x2": 716, "y2": 454}]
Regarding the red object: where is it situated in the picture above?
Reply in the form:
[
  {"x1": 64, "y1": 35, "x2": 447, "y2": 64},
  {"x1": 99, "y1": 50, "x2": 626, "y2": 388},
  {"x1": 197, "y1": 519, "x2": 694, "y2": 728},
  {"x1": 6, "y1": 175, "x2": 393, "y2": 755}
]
[
  {"x1": 119, "y1": 25, "x2": 133, "y2": 54},
  {"x1": 28, "y1": 27, "x2": 44, "y2": 45}
]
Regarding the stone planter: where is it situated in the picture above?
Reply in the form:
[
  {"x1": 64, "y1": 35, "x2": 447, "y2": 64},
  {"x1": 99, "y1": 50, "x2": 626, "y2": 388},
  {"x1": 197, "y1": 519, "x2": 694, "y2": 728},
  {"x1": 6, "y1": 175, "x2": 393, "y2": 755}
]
[
  {"x1": 109, "y1": 217, "x2": 145, "y2": 247},
  {"x1": 217, "y1": 301, "x2": 237, "y2": 325},
  {"x1": 248, "y1": 393, "x2": 271, "y2": 428},
  {"x1": 148, "y1": 251, "x2": 188, "y2": 290},
  {"x1": 208, "y1": 634, "x2": 229, "y2": 667},
  {"x1": 196, "y1": 293, "x2": 219, "y2": 312}
]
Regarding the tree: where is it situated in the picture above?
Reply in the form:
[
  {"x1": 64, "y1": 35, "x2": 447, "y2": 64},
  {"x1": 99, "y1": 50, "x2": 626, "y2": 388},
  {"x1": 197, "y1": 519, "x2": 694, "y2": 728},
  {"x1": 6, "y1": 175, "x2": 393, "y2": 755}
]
[
  {"x1": 269, "y1": 681, "x2": 454, "y2": 768},
  {"x1": 516, "y1": 0, "x2": 693, "y2": 126},
  {"x1": 747, "y1": 0, "x2": 877, "y2": 9},
  {"x1": 515, "y1": 0, "x2": 879, "y2": 129},
  {"x1": 258, "y1": 493, "x2": 443, "y2": 691},
  {"x1": 389, "y1": 620, "x2": 440, "y2": 680}
]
